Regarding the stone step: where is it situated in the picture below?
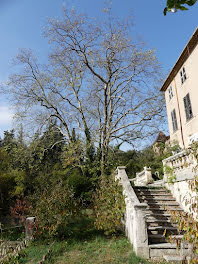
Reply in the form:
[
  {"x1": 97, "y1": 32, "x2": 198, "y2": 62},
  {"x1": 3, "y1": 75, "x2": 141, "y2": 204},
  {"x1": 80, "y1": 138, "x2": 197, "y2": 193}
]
[
  {"x1": 142, "y1": 193, "x2": 173, "y2": 196},
  {"x1": 135, "y1": 191, "x2": 169, "y2": 195},
  {"x1": 146, "y1": 204, "x2": 180, "y2": 209},
  {"x1": 148, "y1": 234, "x2": 168, "y2": 244},
  {"x1": 147, "y1": 223, "x2": 177, "y2": 228},
  {"x1": 147, "y1": 218, "x2": 174, "y2": 222},
  {"x1": 147, "y1": 215, "x2": 172, "y2": 221},
  {"x1": 144, "y1": 201, "x2": 179, "y2": 205},
  {"x1": 149, "y1": 243, "x2": 179, "y2": 258},
  {"x1": 133, "y1": 185, "x2": 185, "y2": 256},
  {"x1": 146, "y1": 219, "x2": 177, "y2": 225},
  {"x1": 148, "y1": 180, "x2": 163, "y2": 188},
  {"x1": 134, "y1": 188, "x2": 168, "y2": 192},
  {"x1": 134, "y1": 189, "x2": 167, "y2": 194},
  {"x1": 139, "y1": 197, "x2": 176, "y2": 201},
  {"x1": 148, "y1": 226, "x2": 178, "y2": 231},
  {"x1": 146, "y1": 211, "x2": 180, "y2": 218},
  {"x1": 146, "y1": 213, "x2": 172, "y2": 217},
  {"x1": 146, "y1": 206, "x2": 182, "y2": 211},
  {"x1": 163, "y1": 255, "x2": 184, "y2": 263},
  {"x1": 133, "y1": 185, "x2": 164, "y2": 190},
  {"x1": 148, "y1": 226, "x2": 179, "y2": 235}
]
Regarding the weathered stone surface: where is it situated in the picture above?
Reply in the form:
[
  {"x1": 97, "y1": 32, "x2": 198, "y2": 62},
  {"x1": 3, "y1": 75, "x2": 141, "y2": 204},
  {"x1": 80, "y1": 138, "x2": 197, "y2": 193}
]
[
  {"x1": 116, "y1": 167, "x2": 149, "y2": 259},
  {"x1": 134, "y1": 167, "x2": 154, "y2": 186},
  {"x1": 25, "y1": 217, "x2": 36, "y2": 240}
]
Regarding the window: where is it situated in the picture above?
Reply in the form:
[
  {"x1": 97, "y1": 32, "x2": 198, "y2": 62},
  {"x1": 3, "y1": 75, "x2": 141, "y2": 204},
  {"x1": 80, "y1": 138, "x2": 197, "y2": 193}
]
[
  {"x1": 168, "y1": 86, "x2": 173, "y2": 100},
  {"x1": 183, "y1": 93, "x2": 193, "y2": 121},
  {"x1": 171, "y1": 109, "x2": 178, "y2": 132},
  {"x1": 180, "y1": 67, "x2": 187, "y2": 84}
]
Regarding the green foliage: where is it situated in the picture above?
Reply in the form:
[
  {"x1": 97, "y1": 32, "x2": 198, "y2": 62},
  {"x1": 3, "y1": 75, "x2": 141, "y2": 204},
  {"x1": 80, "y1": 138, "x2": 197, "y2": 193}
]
[
  {"x1": 30, "y1": 180, "x2": 79, "y2": 239},
  {"x1": 62, "y1": 140, "x2": 96, "y2": 200},
  {"x1": 164, "y1": 165, "x2": 176, "y2": 184},
  {"x1": 0, "y1": 137, "x2": 28, "y2": 212},
  {"x1": 105, "y1": 148, "x2": 141, "y2": 179},
  {"x1": 93, "y1": 175, "x2": 125, "y2": 235},
  {"x1": 164, "y1": 0, "x2": 197, "y2": 15},
  {"x1": 0, "y1": 226, "x2": 25, "y2": 241},
  {"x1": 66, "y1": 168, "x2": 92, "y2": 199},
  {"x1": 121, "y1": 147, "x2": 165, "y2": 179}
]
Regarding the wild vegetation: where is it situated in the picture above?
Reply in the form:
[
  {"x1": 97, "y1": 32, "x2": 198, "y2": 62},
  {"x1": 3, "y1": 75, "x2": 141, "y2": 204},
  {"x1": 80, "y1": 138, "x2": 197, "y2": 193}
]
[
  {"x1": 0, "y1": 128, "x2": 167, "y2": 238},
  {"x1": 6, "y1": 235, "x2": 161, "y2": 264},
  {"x1": 0, "y1": 5, "x2": 169, "y2": 263}
]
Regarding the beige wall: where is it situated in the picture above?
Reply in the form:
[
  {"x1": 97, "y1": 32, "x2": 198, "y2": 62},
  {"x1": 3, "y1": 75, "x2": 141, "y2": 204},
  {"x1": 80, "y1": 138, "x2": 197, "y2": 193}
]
[{"x1": 165, "y1": 44, "x2": 198, "y2": 148}]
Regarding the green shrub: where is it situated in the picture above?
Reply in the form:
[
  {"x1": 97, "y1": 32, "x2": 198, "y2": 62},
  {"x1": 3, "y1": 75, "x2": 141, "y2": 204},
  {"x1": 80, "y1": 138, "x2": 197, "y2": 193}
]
[
  {"x1": 30, "y1": 180, "x2": 79, "y2": 239},
  {"x1": 93, "y1": 175, "x2": 125, "y2": 235}
]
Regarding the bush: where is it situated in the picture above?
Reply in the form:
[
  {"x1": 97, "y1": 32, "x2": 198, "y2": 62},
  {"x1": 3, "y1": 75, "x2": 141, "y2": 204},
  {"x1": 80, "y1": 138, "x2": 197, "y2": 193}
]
[
  {"x1": 93, "y1": 175, "x2": 125, "y2": 235},
  {"x1": 30, "y1": 180, "x2": 79, "y2": 239}
]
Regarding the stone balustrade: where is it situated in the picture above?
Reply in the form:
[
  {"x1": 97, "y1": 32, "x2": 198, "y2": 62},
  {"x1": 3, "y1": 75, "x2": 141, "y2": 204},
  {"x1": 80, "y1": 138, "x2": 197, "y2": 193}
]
[
  {"x1": 134, "y1": 167, "x2": 154, "y2": 186},
  {"x1": 116, "y1": 166, "x2": 149, "y2": 258},
  {"x1": 162, "y1": 149, "x2": 197, "y2": 213},
  {"x1": 163, "y1": 150, "x2": 197, "y2": 183}
]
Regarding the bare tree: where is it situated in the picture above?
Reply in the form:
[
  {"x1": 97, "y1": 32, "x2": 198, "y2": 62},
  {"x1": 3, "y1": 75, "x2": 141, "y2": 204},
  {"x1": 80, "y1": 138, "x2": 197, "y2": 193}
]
[{"x1": 5, "y1": 8, "x2": 165, "y2": 172}]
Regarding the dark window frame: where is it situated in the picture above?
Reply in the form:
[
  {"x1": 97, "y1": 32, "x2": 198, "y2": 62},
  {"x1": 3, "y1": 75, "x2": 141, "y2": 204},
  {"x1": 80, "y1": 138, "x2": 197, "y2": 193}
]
[
  {"x1": 168, "y1": 86, "x2": 174, "y2": 100},
  {"x1": 171, "y1": 109, "x2": 178, "y2": 132},
  {"x1": 183, "y1": 93, "x2": 193, "y2": 121},
  {"x1": 180, "y1": 66, "x2": 187, "y2": 84}
]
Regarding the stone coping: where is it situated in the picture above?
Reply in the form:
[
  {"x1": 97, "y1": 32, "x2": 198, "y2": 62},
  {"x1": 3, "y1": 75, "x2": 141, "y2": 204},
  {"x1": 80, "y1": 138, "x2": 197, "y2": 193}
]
[
  {"x1": 163, "y1": 150, "x2": 188, "y2": 163},
  {"x1": 116, "y1": 166, "x2": 140, "y2": 205}
]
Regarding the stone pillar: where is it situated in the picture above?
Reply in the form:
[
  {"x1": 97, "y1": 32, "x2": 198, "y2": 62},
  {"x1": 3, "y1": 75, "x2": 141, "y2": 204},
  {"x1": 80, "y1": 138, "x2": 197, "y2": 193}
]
[
  {"x1": 25, "y1": 217, "x2": 36, "y2": 240},
  {"x1": 133, "y1": 204, "x2": 149, "y2": 259},
  {"x1": 116, "y1": 166, "x2": 126, "y2": 181},
  {"x1": 125, "y1": 197, "x2": 134, "y2": 244},
  {"x1": 144, "y1": 167, "x2": 153, "y2": 185},
  {"x1": 162, "y1": 159, "x2": 168, "y2": 183}
]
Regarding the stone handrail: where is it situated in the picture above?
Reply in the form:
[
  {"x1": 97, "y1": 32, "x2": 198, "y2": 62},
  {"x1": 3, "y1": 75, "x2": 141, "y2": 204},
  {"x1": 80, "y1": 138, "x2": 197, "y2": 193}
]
[
  {"x1": 116, "y1": 166, "x2": 149, "y2": 258},
  {"x1": 134, "y1": 167, "x2": 154, "y2": 186},
  {"x1": 162, "y1": 149, "x2": 197, "y2": 213},
  {"x1": 163, "y1": 149, "x2": 197, "y2": 183}
]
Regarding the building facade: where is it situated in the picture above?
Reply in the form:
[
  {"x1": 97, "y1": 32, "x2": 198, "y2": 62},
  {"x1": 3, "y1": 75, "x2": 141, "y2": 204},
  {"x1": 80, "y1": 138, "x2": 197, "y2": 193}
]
[{"x1": 161, "y1": 27, "x2": 198, "y2": 149}]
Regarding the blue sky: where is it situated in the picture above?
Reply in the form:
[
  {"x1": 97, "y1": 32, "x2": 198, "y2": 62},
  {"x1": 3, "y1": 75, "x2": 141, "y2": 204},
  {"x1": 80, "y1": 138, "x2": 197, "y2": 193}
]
[{"x1": 0, "y1": 0, "x2": 197, "y2": 138}]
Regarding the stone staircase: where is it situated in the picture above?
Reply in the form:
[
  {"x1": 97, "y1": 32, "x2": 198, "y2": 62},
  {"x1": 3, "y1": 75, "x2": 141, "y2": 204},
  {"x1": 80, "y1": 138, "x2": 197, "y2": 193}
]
[{"x1": 133, "y1": 185, "x2": 186, "y2": 261}]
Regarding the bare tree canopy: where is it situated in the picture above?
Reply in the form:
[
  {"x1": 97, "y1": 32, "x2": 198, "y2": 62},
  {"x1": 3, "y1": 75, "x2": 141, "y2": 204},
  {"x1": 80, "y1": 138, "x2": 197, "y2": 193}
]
[{"x1": 4, "y1": 8, "x2": 165, "y2": 165}]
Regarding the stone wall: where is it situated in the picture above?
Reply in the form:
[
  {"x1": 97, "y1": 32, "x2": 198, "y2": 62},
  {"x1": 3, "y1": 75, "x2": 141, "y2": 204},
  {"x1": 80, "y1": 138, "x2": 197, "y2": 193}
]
[
  {"x1": 116, "y1": 167, "x2": 149, "y2": 258},
  {"x1": 163, "y1": 150, "x2": 197, "y2": 212}
]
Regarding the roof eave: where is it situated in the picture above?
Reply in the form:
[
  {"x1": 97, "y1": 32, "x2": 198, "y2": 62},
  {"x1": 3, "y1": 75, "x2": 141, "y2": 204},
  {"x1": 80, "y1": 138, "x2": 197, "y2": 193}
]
[{"x1": 160, "y1": 27, "x2": 198, "y2": 92}]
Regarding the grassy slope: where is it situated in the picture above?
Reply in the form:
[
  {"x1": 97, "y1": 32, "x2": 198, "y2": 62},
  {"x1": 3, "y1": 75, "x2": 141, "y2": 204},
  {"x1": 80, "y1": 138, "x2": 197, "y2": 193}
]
[
  {"x1": 17, "y1": 236, "x2": 160, "y2": 264},
  {"x1": 5, "y1": 217, "x2": 168, "y2": 264}
]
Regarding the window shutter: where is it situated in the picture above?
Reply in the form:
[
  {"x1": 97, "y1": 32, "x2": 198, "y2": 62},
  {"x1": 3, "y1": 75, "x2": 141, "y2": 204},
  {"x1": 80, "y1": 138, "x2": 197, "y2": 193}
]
[
  {"x1": 183, "y1": 93, "x2": 193, "y2": 121},
  {"x1": 171, "y1": 109, "x2": 178, "y2": 132},
  {"x1": 173, "y1": 110, "x2": 178, "y2": 131},
  {"x1": 183, "y1": 96, "x2": 188, "y2": 117}
]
